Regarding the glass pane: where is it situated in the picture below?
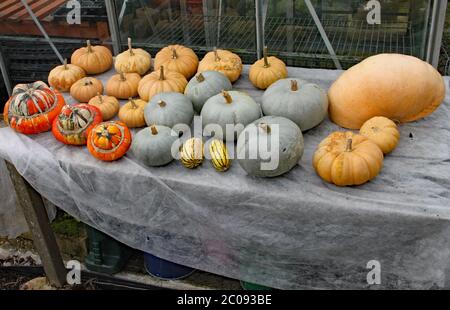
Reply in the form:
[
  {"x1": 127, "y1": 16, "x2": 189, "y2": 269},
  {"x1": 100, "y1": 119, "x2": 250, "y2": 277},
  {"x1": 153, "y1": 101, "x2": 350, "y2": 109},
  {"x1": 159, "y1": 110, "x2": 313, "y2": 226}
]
[
  {"x1": 264, "y1": 0, "x2": 433, "y2": 69},
  {"x1": 114, "y1": 0, "x2": 257, "y2": 63}
]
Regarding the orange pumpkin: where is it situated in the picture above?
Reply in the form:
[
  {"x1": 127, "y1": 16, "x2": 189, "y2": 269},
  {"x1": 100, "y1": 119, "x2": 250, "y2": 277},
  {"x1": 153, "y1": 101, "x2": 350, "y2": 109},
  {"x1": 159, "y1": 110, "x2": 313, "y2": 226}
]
[
  {"x1": 3, "y1": 81, "x2": 65, "y2": 134},
  {"x1": 328, "y1": 54, "x2": 446, "y2": 129},
  {"x1": 197, "y1": 48, "x2": 242, "y2": 82},
  {"x1": 71, "y1": 40, "x2": 113, "y2": 75},
  {"x1": 52, "y1": 104, "x2": 103, "y2": 145},
  {"x1": 249, "y1": 47, "x2": 287, "y2": 89},
  {"x1": 87, "y1": 121, "x2": 132, "y2": 161},
  {"x1": 137, "y1": 66, "x2": 188, "y2": 101},
  {"x1": 48, "y1": 59, "x2": 86, "y2": 92},
  {"x1": 360, "y1": 116, "x2": 400, "y2": 154},
  {"x1": 154, "y1": 44, "x2": 199, "y2": 79}
]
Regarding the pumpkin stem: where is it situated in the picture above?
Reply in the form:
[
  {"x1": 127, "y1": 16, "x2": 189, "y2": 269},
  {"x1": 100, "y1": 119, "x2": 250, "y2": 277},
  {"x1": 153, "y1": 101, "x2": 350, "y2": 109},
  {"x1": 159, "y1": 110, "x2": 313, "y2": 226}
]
[
  {"x1": 222, "y1": 90, "x2": 232, "y2": 104},
  {"x1": 158, "y1": 100, "x2": 166, "y2": 108},
  {"x1": 150, "y1": 125, "x2": 158, "y2": 135},
  {"x1": 86, "y1": 40, "x2": 92, "y2": 53},
  {"x1": 171, "y1": 48, "x2": 178, "y2": 59},
  {"x1": 263, "y1": 46, "x2": 270, "y2": 68},
  {"x1": 213, "y1": 47, "x2": 220, "y2": 62},
  {"x1": 128, "y1": 37, "x2": 134, "y2": 56},
  {"x1": 196, "y1": 73, "x2": 205, "y2": 83},
  {"x1": 159, "y1": 66, "x2": 165, "y2": 80},
  {"x1": 345, "y1": 139, "x2": 353, "y2": 152},
  {"x1": 259, "y1": 123, "x2": 271, "y2": 134},
  {"x1": 291, "y1": 80, "x2": 298, "y2": 91},
  {"x1": 119, "y1": 71, "x2": 126, "y2": 81},
  {"x1": 129, "y1": 97, "x2": 138, "y2": 109},
  {"x1": 63, "y1": 59, "x2": 68, "y2": 70}
]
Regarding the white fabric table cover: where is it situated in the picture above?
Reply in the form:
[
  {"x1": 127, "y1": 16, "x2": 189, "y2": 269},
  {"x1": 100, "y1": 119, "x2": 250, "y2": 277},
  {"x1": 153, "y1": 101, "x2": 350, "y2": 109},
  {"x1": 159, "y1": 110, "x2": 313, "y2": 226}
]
[{"x1": 1, "y1": 66, "x2": 449, "y2": 289}]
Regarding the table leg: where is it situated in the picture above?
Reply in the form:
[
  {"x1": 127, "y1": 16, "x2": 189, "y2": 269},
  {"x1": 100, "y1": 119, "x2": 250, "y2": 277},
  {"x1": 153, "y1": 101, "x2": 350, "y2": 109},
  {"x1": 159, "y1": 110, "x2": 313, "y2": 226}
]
[{"x1": 5, "y1": 161, "x2": 67, "y2": 288}]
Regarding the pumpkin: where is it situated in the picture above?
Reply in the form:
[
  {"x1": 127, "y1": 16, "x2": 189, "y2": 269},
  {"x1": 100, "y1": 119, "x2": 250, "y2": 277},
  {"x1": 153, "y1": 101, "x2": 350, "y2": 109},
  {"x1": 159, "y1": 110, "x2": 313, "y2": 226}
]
[
  {"x1": 131, "y1": 125, "x2": 178, "y2": 167},
  {"x1": 360, "y1": 116, "x2": 400, "y2": 154},
  {"x1": 3, "y1": 81, "x2": 65, "y2": 134},
  {"x1": 114, "y1": 37, "x2": 152, "y2": 75},
  {"x1": 138, "y1": 66, "x2": 188, "y2": 101},
  {"x1": 249, "y1": 47, "x2": 287, "y2": 90},
  {"x1": 328, "y1": 54, "x2": 446, "y2": 129},
  {"x1": 118, "y1": 98, "x2": 147, "y2": 128},
  {"x1": 88, "y1": 94, "x2": 120, "y2": 121},
  {"x1": 184, "y1": 71, "x2": 232, "y2": 113},
  {"x1": 70, "y1": 77, "x2": 103, "y2": 103},
  {"x1": 262, "y1": 79, "x2": 328, "y2": 131},
  {"x1": 71, "y1": 40, "x2": 113, "y2": 74},
  {"x1": 313, "y1": 131, "x2": 384, "y2": 186},
  {"x1": 201, "y1": 90, "x2": 261, "y2": 141},
  {"x1": 237, "y1": 116, "x2": 304, "y2": 177},
  {"x1": 52, "y1": 104, "x2": 103, "y2": 145},
  {"x1": 105, "y1": 72, "x2": 141, "y2": 99},
  {"x1": 209, "y1": 139, "x2": 231, "y2": 172},
  {"x1": 87, "y1": 121, "x2": 132, "y2": 161},
  {"x1": 144, "y1": 92, "x2": 194, "y2": 128},
  {"x1": 180, "y1": 137, "x2": 204, "y2": 169},
  {"x1": 48, "y1": 59, "x2": 85, "y2": 92},
  {"x1": 154, "y1": 44, "x2": 199, "y2": 79},
  {"x1": 197, "y1": 48, "x2": 242, "y2": 82}
]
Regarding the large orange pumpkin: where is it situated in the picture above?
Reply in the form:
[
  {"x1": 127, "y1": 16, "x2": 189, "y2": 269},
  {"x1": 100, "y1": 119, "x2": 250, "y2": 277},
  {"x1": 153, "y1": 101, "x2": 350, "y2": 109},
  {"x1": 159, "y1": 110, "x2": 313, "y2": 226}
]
[
  {"x1": 87, "y1": 121, "x2": 132, "y2": 161},
  {"x1": 328, "y1": 54, "x2": 445, "y2": 129},
  {"x1": 3, "y1": 81, "x2": 65, "y2": 134},
  {"x1": 52, "y1": 104, "x2": 103, "y2": 145}
]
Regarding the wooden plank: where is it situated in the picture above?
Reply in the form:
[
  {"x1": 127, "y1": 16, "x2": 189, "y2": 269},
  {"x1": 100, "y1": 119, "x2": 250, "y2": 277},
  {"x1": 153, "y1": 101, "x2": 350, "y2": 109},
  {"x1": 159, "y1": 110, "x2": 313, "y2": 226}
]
[
  {"x1": 11, "y1": 0, "x2": 52, "y2": 20},
  {"x1": 0, "y1": 0, "x2": 19, "y2": 11},
  {"x1": 5, "y1": 161, "x2": 67, "y2": 288},
  {"x1": 0, "y1": 20, "x2": 101, "y2": 38},
  {"x1": 0, "y1": 0, "x2": 34, "y2": 18},
  {"x1": 30, "y1": 0, "x2": 66, "y2": 20}
]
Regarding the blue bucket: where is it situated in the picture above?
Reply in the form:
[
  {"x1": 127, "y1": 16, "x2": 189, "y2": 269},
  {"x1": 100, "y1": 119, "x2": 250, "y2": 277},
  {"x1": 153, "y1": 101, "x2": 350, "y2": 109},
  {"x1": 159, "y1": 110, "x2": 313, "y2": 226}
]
[{"x1": 144, "y1": 253, "x2": 195, "y2": 280}]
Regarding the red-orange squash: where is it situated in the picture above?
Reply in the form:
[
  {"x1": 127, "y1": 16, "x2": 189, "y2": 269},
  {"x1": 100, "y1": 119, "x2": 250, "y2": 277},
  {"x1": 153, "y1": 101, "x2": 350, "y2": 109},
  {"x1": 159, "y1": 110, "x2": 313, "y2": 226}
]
[
  {"x1": 3, "y1": 81, "x2": 65, "y2": 134},
  {"x1": 87, "y1": 121, "x2": 132, "y2": 161},
  {"x1": 52, "y1": 104, "x2": 103, "y2": 145},
  {"x1": 328, "y1": 54, "x2": 446, "y2": 129}
]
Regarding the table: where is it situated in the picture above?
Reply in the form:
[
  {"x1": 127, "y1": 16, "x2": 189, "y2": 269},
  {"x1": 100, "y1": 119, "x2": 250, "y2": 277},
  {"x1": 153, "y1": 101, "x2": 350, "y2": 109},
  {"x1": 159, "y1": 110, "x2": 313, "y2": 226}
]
[{"x1": 1, "y1": 66, "x2": 450, "y2": 289}]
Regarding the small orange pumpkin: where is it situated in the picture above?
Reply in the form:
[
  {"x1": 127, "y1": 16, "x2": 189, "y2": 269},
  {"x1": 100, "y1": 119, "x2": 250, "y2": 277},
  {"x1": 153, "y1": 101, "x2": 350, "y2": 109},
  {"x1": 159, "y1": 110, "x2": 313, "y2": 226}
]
[
  {"x1": 71, "y1": 40, "x2": 113, "y2": 75},
  {"x1": 137, "y1": 66, "x2": 188, "y2": 101},
  {"x1": 48, "y1": 59, "x2": 86, "y2": 92},
  {"x1": 87, "y1": 121, "x2": 132, "y2": 161},
  {"x1": 360, "y1": 116, "x2": 400, "y2": 154},
  {"x1": 88, "y1": 94, "x2": 120, "y2": 121},
  {"x1": 154, "y1": 44, "x2": 199, "y2": 79},
  {"x1": 249, "y1": 47, "x2": 287, "y2": 89},
  {"x1": 105, "y1": 72, "x2": 141, "y2": 99},
  {"x1": 118, "y1": 98, "x2": 147, "y2": 128},
  {"x1": 197, "y1": 48, "x2": 242, "y2": 82},
  {"x1": 70, "y1": 77, "x2": 103, "y2": 103}
]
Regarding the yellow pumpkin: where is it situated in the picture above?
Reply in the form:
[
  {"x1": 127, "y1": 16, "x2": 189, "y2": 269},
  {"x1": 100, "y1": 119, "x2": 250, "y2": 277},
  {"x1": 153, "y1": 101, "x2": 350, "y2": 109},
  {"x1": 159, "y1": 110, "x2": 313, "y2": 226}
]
[
  {"x1": 88, "y1": 94, "x2": 120, "y2": 121},
  {"x1": 118, "y1": 98, "x2": 147, "y2": 128},
  {"x1": 249, "y1": 47, "x2": 287, "y2": 89},
  {"x1": 209, "y1": 139, "x2": 230, "y2": 172},
  {"x1": 328, "y1": 54, "x2": 446, "y2": 129},
  {"x1": 114, "y1": 37, "x2": 152, "y2": 75},
  {"x1": 197, "y1": 48, "x2": 242, "y2": 82},
  {"x1": 154, "y1": 44, "x2": 199, "y2": 79},
  {"x1": 70, "y1": 77, "x2": 103, "y2": 103},
  {"x1": 71, "y1": 40, "x2": 113, "y2": 74},
  {"x1": 360, "y1": 116, "x2": 400, "y2": 154},
  {"x1": 48, "y1": 59, "x2": 86, "y2": 91},
  {"x1": 180, "y1": 137, "x2": 204, "y2": 169},
  {"x1": 105, "y1": 72, "x2": 141, "y2": 99},
  {"x1": 138, "y1": 66, "x2": 188, "y2": 101},
  {"x1": 313, "y1": 131, "x2": 384, "y2": 186}
]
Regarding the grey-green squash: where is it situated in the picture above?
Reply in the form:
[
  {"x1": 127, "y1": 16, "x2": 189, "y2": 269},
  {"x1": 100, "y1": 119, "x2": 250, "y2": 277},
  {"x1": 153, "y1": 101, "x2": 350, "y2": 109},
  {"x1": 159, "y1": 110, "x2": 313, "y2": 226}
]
[
  {"x1": 237, "y1": 116, "x2": 304, "y2": 177},
  {"x1": 201, "y1": 90, "x2": 261, "y2": 141},
  {"x1": 262, "y1": 79, "x2": 328, "y2": 131},
  {"x1": 144, "y1": 92, "x2": 194, "y2": 128},
  {"x1": 184, "y1": 71, "x2": 232, "y2": 113},
  {"x1": 131, "y1": 125, "x2": 177, "y2": 167}
]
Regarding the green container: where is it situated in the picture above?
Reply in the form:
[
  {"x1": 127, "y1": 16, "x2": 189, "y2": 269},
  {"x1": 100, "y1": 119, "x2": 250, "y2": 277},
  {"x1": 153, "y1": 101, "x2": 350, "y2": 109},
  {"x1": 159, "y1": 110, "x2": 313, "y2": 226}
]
[
  {"x1": 240, "y1": 281, "x2": 273, "y2": 290},
  {"x1": 85, "y1": 225, "x2": 131, "y2": 275}
]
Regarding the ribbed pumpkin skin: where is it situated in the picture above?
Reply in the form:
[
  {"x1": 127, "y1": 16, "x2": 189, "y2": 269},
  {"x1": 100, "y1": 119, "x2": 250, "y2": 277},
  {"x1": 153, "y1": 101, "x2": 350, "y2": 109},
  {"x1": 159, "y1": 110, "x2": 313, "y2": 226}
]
[
  {"x1": 114, "y1": 38, "x2": 152, "y2": 75},
  {"x1": 360, "y1": 116, "x2": 400, "y2": 154},
  {"x1": 184, "y1": 71, "x2": 232, "y2": 113},
  {"x1": 48, "y1": 62, "x2": 85, "y2": 92},
  {"x1": 138, "y1": 67, "x2": 188, "y2": 101},
  {"x1": 131, "y1": 125, "x2": 177, "y2": 167},
  {"x1": 249, "y1": 56, "x2": 287, "y2": 90},
  {"x1": 3, "y1": 81, "x2": 65, "y2": 134},
  {"x1": 328, "y1": 54, "x2": 445, "y2": 129},
  {"x1": 70, "y1": 77, "x2": 103, "y2": 103},
  {"x1": 105, "y1": 72, "x2": 141, "y2": 99},
  {"x1": 71, "y1": 41, "x2": 113, "y2": 75},
  {"x1": 144, "y1": 92, "x2": 194, "y2": 128},
  {"x1": 118, "y1": 98, "x2": 147, "y2": 128},
  {"x1": 197, "y1": 49, "x2": 242, "y2": 82},
  {"x1": 262, "y1": 79, "x2": 328, "y2": 131},
  {"x1": 88, "y1": 95, "x2": 120, "y2": 121},
  {"x1": 237, "y1": 116, "x2": 304, "y2": 178},
  {"x1": 154, "y1": 45, "x2": 199, "y2": 79}
]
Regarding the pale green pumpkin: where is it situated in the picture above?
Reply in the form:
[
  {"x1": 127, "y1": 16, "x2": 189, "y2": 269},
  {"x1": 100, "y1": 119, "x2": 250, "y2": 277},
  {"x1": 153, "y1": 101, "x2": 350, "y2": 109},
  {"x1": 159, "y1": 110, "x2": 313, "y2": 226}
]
[
  {"x1": 184, "y1": 71, "x2": 232, "y2": 113},
  {"x1": 131, "y1": 125, "x2": 177, "y2": 167},
  {"x1": 144, "y1": 92, "x2": 194, "y2": 128},
  {"x1": 262, "y1": 79, "x2": 328, "y2": 131},
  {"x1": 237, "y1": 116, "x2": 304, "y2": 177},
  {"x1": 201, "y1": 90, "x2": 261, "y2": 141}
]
